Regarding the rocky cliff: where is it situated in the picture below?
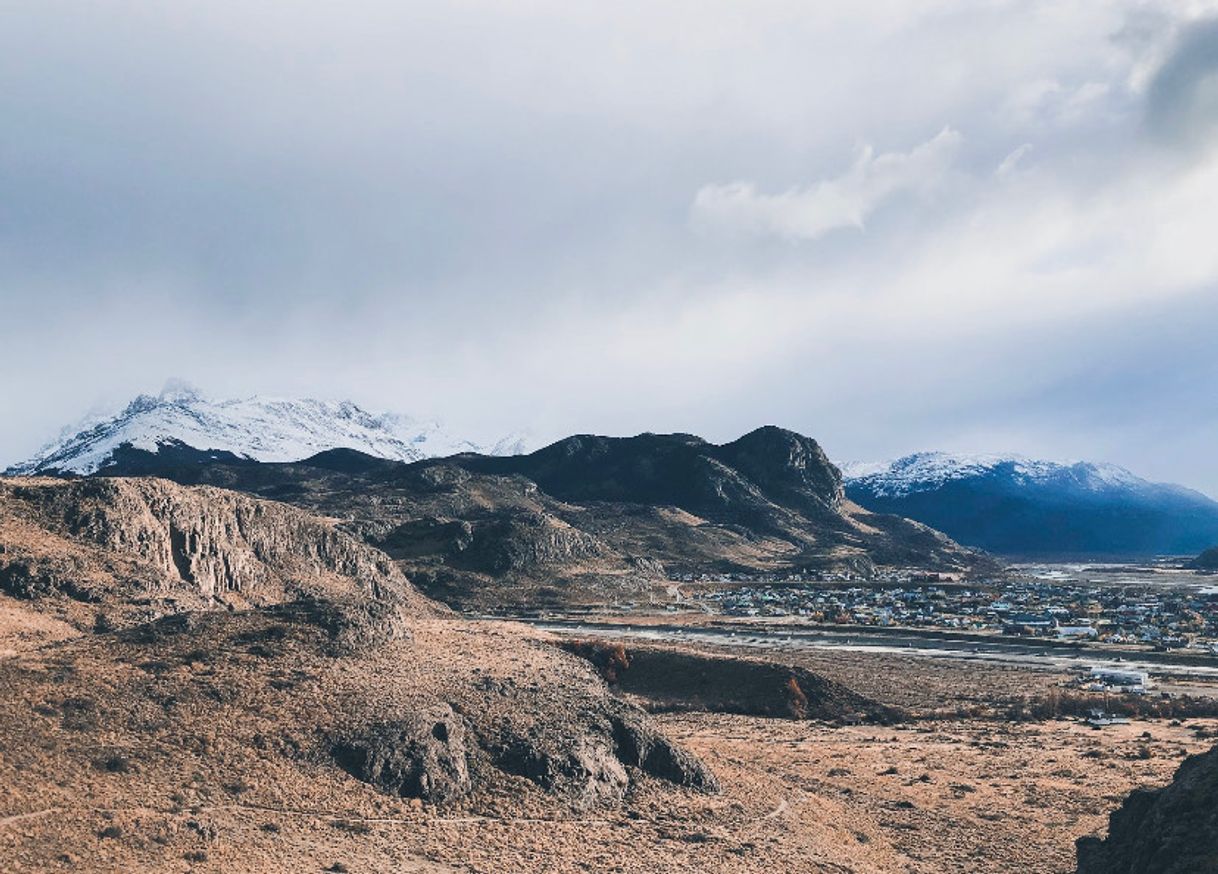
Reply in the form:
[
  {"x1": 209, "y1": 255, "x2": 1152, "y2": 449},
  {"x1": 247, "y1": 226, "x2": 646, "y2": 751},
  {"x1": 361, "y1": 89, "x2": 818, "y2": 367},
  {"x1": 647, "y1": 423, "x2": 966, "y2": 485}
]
[
  {"x1": 0, "y1": 476, "x2": 432, "y2": 626},
  {"x1": 1077, "y1": 742, "x2": 1218, "y2": 873}
]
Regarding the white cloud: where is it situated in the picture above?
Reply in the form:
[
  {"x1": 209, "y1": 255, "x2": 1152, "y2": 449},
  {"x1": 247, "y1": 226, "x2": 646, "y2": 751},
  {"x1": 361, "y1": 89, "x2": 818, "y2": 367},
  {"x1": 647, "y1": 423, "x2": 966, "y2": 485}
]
[
  {"x1": 995, "y1": 143, "x2": 1033, "y2": 176},
  {"x1": 690, "y1": 127, "x2": 961, "y2": 241}
]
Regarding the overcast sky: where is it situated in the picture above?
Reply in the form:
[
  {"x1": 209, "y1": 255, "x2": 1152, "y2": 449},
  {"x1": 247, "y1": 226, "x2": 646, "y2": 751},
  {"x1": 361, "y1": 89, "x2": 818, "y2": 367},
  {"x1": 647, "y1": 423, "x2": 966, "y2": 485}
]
[{"x1": 3, "y1": 1, "x2": 1218, "y2": 492}]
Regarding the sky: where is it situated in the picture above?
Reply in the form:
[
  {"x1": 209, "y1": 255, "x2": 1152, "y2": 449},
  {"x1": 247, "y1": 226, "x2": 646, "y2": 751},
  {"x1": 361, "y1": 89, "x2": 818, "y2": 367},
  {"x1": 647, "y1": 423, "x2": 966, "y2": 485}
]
[{"x1": 3, "y1": 1, "x2": 1218, "y2": 492}]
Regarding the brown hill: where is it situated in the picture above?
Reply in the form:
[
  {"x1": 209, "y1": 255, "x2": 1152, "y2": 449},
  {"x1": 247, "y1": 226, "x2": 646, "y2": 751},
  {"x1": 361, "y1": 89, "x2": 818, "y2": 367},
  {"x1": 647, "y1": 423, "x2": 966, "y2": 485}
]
[{"x1": 0, "y1": 474, "x2": 728, "y2": 871}]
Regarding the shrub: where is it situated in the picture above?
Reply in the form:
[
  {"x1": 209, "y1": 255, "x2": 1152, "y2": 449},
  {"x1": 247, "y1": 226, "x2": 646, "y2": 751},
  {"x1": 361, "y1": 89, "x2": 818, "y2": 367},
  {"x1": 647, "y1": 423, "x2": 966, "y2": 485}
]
[
  {"x1": 561, "y1": 640, "x2": 631, "y2": 685},
  {"x1": 785, "y1": 675, "x2": 809, "y2": 719}
]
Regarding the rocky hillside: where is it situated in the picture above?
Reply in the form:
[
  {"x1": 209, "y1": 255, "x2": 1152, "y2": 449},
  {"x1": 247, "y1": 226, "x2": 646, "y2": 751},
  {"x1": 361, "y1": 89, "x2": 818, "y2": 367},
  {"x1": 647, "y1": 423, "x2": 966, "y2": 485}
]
[
  {"x1": 0, "y1": 476, "x2": 434, "y2": 629},
  {"x1": 457, "y1": 428, "x2": 846, "y2": 532},
  {"x1": 1076, "y1": 741, "x2": 1218, "y2": 873},
  {"x1": 0, "y1": 474, "x2": 733, "y2": 871},
  {"x1": 845, "y1": 452, "x2": 1218, "y2": 558},
  {"x1": 87, "y1": 427, "x2": 993, "y2": 608}
]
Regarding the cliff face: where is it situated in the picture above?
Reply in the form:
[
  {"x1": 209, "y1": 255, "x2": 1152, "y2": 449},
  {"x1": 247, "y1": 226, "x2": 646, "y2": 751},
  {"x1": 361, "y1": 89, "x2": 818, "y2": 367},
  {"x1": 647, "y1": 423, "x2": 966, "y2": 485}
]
[
  {"x1": 0, "y1": 476, "x2": 433, "y2": 624},
  {"x1": 1077, "y1": 742, "x2": 1218, "y2": 874}
]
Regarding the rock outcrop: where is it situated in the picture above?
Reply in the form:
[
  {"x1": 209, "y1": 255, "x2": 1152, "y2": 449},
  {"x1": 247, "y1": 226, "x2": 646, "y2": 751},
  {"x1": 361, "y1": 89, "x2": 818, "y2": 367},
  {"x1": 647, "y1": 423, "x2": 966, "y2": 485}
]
[
  {"x1": 332, "y1": 707, "x2": 473, "y2": 803},
  {"x1": 0, "y1": 476, "x2": 433, "y2": 627},
  {"x1": 1076, "y1": 742, "x2": 1218, "y2": 873}
]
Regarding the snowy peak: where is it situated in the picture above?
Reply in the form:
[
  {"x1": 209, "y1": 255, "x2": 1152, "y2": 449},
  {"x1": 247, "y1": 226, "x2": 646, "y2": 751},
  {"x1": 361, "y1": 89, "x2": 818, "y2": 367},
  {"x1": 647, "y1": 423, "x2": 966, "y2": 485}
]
[
  {"x1": 841, "y1": 451, "x2": 1150, "y2": 499},
  {"x1": 5, "y1": 387, "x2": 527, "y2": 476},
  {"x1": 841, "y1": 450, "x2": 1218, "y2": 557}
]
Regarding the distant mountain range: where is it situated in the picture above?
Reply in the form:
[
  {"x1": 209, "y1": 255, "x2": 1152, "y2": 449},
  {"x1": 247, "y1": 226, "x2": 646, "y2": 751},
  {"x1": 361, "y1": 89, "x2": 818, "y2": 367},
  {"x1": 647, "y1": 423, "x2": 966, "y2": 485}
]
[
  {"x1": 4, "y1": 383, "x2": 529, "y2": 476},
  {"x1": 39, "y1": 426, "x2": 990, "y2": 607},
  {"x1": 842, "y1": 452, "x2": 1218, "y2": 559},
  {"x1": 11, "y1": 391, "x2": 1218, "y2": 563}
]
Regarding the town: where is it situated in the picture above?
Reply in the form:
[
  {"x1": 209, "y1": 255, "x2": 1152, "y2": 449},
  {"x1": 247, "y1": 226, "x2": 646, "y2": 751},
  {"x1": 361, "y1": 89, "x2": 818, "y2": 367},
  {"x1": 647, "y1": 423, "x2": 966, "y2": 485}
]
[{"x1": 685, "y1": 572, "x2": 1218, "y2": 654}]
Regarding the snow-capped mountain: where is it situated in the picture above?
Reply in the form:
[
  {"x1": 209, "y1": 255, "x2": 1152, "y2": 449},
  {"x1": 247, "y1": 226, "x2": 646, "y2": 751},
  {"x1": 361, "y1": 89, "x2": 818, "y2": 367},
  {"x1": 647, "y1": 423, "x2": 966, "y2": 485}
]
[
  {"x1": 840, "y1": 452, "x2": 1146, "y2": 499},
  {"x1": 5, "y1": 383, "x2": 529, "y2": 476},
  {"x1": 841, "y1": 452, "x2": 1218, "y2": 558}
]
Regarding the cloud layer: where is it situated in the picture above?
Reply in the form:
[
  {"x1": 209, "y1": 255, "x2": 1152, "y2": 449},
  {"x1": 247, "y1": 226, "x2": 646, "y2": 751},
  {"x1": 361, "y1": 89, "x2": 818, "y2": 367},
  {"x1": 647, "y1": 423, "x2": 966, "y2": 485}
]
[{"x1": 3, "y1": 1, "x2": 1218, "y2": 494}]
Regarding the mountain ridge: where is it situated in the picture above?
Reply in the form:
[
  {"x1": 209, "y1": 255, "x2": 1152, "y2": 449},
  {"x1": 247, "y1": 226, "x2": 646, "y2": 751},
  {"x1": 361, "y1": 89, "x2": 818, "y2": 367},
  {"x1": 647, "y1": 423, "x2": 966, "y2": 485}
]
[
  {"x1": 5, "y1": 383, "x2": 529, "y2": 476},
  {"x1": 76, "y1": 426, "x2": 994, "y2": 608},
  {"x1": 843, "y1": 451, "x2": 1218, "y2": 558}
]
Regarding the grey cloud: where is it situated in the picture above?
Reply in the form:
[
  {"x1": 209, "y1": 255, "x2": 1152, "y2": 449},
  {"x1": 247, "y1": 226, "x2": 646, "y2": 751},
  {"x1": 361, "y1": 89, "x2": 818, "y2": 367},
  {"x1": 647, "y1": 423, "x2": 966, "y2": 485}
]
[
  {"x1": 2, "y1": 2, "x2": 1218, "y2": 499},
  {"x1": 1145, "y1": 18, "x2": 1218, "y2": 146}
]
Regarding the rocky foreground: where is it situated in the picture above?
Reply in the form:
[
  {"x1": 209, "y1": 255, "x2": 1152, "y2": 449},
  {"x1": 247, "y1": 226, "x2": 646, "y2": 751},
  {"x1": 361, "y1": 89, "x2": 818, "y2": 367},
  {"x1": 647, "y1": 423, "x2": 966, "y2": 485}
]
[
  {"x1": 1077, "y1": 742, "x2": 1218, "y2": 874},
  {"x1": 1, "y1": 475, "x2": 1214, "y2": 872}
]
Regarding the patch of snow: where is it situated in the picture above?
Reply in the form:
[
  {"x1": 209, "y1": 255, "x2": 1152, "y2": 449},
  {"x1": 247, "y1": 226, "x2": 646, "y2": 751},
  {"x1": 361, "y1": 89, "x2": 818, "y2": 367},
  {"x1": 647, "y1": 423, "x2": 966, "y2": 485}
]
[
  {"x1": 5, "y1": 383, "x2": 530, "y2": 475},
  {"x1": 839, "y1": 450, "x2": 1156, "y2": 498}
]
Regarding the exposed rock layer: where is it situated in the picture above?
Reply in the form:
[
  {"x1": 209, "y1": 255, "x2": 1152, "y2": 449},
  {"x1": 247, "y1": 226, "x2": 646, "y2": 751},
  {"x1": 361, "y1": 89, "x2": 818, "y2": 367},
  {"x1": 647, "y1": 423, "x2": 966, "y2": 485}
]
[
  {"x1": 0, "y1": 476, "x2": 433, "y2": 626},
  {"x1": 563, "y1": 641, "x2": 902, "y2": 724}
]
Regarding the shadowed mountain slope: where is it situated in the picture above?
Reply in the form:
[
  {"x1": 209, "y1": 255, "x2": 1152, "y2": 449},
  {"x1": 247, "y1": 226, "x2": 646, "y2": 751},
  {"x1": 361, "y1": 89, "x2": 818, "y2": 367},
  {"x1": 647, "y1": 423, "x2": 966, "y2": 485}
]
[
  {"x1": 845, "y1": 453, "x2": 1218, "y2": 558},
  {"x1": 1189, "y1": 546, "x2": 1218, "y2": 572}
]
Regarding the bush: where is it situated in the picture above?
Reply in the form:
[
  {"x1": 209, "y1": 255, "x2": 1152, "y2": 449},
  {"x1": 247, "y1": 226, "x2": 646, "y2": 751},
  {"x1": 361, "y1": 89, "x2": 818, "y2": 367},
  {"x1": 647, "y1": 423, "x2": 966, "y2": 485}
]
[
  {"x1": 785, "y1": 676, "x2": 809, "y2": 719},
  {"x1": 561, "y1": 640, "x2": 631, "y2": 685}
]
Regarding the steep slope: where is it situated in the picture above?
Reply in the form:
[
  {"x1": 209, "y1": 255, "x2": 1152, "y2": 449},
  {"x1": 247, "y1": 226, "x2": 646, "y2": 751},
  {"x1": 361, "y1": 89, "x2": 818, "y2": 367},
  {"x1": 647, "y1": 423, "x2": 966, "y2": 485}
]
[
  {"x1": 1076, "y1": 742, "x2": 1218, "y2": 873},
  {"x1": 5, "y1": 382, "x2": 527, "y2": 476},
  {"x1": 844, "y1": 452, "x2": 1218, "y2": 558},
  {"x1": 85, "y1": 427, "x2": 992, "y2": 608}
]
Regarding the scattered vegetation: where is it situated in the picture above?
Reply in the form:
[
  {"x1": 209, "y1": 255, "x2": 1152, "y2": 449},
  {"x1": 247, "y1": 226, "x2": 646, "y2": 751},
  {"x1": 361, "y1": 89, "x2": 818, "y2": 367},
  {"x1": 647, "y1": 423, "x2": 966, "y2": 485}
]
[{"x1": 1003, "y1": 690, "x2": 1218, "y2": 722}]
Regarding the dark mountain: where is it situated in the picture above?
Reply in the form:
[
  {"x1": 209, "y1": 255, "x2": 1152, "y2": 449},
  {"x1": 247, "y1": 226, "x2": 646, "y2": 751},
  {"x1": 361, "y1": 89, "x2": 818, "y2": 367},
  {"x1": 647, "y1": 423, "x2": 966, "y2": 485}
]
[
  {"x1": 1190, "y1": 546, "x2": 1218, "y2": 572},
  {"x1": 454, "y1": 427, "x2": 844, "y2": 532},
  {"x1": 88, "y1": 427, "x2": 993, "y2": 609},
  {"x1": 844, "y1": 453, "x2": 1218, "y2": 559}
]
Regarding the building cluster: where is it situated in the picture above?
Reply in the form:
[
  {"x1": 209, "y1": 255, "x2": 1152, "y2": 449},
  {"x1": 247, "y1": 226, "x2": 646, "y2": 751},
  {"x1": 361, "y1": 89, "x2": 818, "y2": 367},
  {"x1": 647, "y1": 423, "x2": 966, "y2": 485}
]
[{"x1": 696, "y1": 578, "x2": 1218, "y2": 652}]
